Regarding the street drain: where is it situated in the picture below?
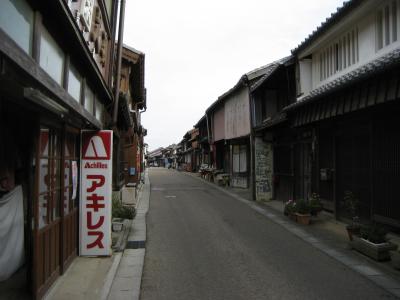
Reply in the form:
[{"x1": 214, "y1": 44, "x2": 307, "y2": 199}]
[{"x1": 126, "y1": 240, "x2": 146, "y2": 249}]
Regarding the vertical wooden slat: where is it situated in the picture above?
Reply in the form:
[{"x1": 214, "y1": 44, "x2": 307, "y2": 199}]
[
  {"x1": 369, "y1": 119, "x2": 374, "y2": 219},
  {"x1": 52, "y1": 226, "x2": 56, "y2": 274},
  {"x1": 67, "y1": 216, "x2": 71, "y2": 257},
  {"x1": 44, "y1": 230, "x2": 49, "y2": 281},
  {"x1": 385, "y1": 75, "x2": 398, "y2": 102},
  {"x1": 350, "y1": 86, "x2": 361, "y2": 111},
  {"x1": 32, "y1": 12, "x2": 42, "y2": 63},
  {"x1": 333, "y1": 132, "x2": 337, "y2": 219},
  {"x1": 376, "y1": 77, "x2": 387, "y2": 104},
  {"x1": 359, "y1": 82, "x2": 369, "y2": 109},
  {"x1": 330, "y1": 97, "x2": 337, "y2": 117},
  {"x1": 367, "y1": 81, "x2": 378, "y2": 107},
  {"x1": 37, "y1": 234, "x2": 43, "y2": 288},
  {"x1": 60, "y1": 128, "x2": 66, "y2": 273},
  {"x1": 319, "y1": 100, "x2": 326, "y2": 120},
  {"x1": 33, "y1": 124, "x2": 42, "y2": 299},
  {"x1": 343, "y1": 90, "x2": 352, "y2": 113},
  {"x1": 56, "y1": 223, "x2": 60, "y2": 272}
]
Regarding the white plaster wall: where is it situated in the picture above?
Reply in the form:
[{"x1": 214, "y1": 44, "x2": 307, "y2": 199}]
[
  {"x1": 224, "y1": 87, "x2": 250, "y2": 140},
  {"x1": 300, "y1": 59, "x2": 312, "y2": 95},
  {"x1": 302, "y1": 0, "x2": 400, "y2": 93}
]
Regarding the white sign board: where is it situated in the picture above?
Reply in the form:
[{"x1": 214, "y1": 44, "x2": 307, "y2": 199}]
[{"x1": 80, "y1": 130, "x2": 113, "y2": 256}]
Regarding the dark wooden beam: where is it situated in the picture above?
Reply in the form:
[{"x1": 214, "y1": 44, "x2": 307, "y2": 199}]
[
  {"x1": 0, "y1": 31, "x2": 101, "y2": 129},
  {"x1": 97, "y1": 0, "x2": 112, "y2": 37},
  {"x1": 32, "y1": 11, "x2": 42, "y2": 62}
]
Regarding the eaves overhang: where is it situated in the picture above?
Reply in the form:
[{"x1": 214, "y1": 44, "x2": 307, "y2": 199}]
[
  {"x1": 291, "y1": 0, "x2": 362, "y2": 55},
  {"x1": 284, "y1": 48, "x2": 400, "y2": 112}
]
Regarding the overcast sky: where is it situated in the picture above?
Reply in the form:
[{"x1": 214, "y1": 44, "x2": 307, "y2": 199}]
[{"x1": 123, "y1": 0, "x2": 345, "y2": 151}]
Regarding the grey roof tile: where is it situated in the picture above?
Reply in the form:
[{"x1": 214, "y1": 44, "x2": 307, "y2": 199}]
[
  {"x1": 206, "y1": 56, "x2": 292, "y2": 113},
  {"x1": 284, "y1": 48, "x2": 400, "y2": 111},
  {"x1": 292, "y1": 0, "x2": 360, "y2": 54}
]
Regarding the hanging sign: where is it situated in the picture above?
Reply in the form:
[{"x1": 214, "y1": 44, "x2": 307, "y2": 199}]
[{"x1": 80, "y1": 130, "x2": 113, "y2": 256}]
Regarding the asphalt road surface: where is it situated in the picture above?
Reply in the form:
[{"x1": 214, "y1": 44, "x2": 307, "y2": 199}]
[{"x1": 140, "y1": 168, "x2": 396, "y2": 300}]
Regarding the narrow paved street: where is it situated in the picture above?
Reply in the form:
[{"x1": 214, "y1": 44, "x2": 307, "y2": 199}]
[{"x1": 140, "y1": 168, "x2": 395, "y2": 300}]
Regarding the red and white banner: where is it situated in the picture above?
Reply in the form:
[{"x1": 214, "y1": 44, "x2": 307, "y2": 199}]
[{"x1": 80, "y1": 130, "x2": 113, "y2": 256}]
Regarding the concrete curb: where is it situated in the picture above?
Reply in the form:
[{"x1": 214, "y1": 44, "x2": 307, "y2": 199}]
[
  {"x1": 101, "y1": 252, "x2": 123, "y2": 300},
  {"x1": 185, "y1": 171, "x2": 400, "y2": 299},
  {"x1": 107, "y1": 170, "x2": 150, "y2": 300}
]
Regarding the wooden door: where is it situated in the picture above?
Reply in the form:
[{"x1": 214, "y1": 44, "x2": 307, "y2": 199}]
[
  {"x1": 372, "y1": 118, "x2": 400, "y2": 226},
  {"x1": 335, "y1": 129, "x2": 370, "y2": 220},
  {"x1": 34, "y1": 127, "x2": 62, "y2": 299},
  {"x1": 61, "y1": 131, "x2": 79, "y2": 271},
  {"x1": 294, "y1": 142, "x2": 312, "y2": 200}
]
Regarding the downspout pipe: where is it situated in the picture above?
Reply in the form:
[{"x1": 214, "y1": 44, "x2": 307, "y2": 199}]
[{"x1": 112, "y1": 0, "x2": 126, "y2": 124}]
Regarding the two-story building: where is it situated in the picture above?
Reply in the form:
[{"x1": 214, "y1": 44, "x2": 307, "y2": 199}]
[
  {"x1": 287, "y1": 0, "x2": 400, "y2": 226},
  {"x1": 114, "y1": 45, "x2": 146, "y2": 206},
  {"x1": 206, "y1": 64, "x2": 281, "y2": 189},
  {"x1": 194, "y1": 116, "x2": 211, "y2": 168},
  {"x1": 0, "y1": 0, "x2": 127, "y2": 298},
  {"x1": 181, "y1": 130, "x2": 194, "y2": 172},
  {"x1": 147, "y1": 147, "x2": 163, "y2": 167},
  {"x1": 250, "y1": 56, "x2": 296, "y2": 202}
]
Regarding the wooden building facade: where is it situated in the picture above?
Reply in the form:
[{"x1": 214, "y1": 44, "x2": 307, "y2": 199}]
[{"x1": 0, "y1": 0, "x2": 138, "y2": 298}]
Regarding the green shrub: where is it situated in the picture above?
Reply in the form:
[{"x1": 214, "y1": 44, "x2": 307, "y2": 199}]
[
  {"x1": 112, "y1": 197, "x2": 136, "y2": 219},
  {"x1": 343, "y1": 191, "x2": 359, "y2": 219},
  {"x1": 296, "y1": 199, "x2": 311, "y2": 215},
  {"x1": 360, "y1": 223, "x2": 388, "y2": 244},
  {"x1": 284, "y1": 200, "x2": 296, "y2": 215},
  {"x1": 309, "y1": 193, "x2": 323, "y2": 215}
]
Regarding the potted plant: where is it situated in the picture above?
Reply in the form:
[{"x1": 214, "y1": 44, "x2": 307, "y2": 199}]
[
  {"x1": 343, "y1": 191, "x2": 361, "y2": 241},
  {"x1": 295, "y1": 199, "x2": 311, "y2": 225},
  {"x1": 284, "y1": 200, "x2": 297, "y2": 221},
  {"x1": 309, "y1": 193, "x2": 323, "y2": 216},
  {"x1": 350, "y1": 223, "x2": 398, "y2": 261}
]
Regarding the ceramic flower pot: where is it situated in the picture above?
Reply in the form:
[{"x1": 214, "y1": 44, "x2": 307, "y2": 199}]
[{"x1": 295, "y1": 213, "x2": 311, "y2": 225}]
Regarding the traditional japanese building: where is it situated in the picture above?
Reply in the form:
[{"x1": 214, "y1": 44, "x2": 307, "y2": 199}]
[
  {"x1": 147, "y1": 147, "x2": 164, "y2": 167},
  {"x1": 0, "y1": 0, "x2": 127, "y2": 298},
  {"x1": 194, "y1": 115, "x2": 211, "y2": 168},
  {"x1": 250, "y1": 56, "x2": 296, "y2": 202},
  {"x1": 287, "y1": 0, "x2": 400, "y2": 225},
  {"x1": 115, "y1": 45, "x2": 146, "y2": 206},
  {"x1": 206, "y1": 65, "x2": 280, "y2": 189},
  {"x1": 181, "y1": 130, "x2": 194, "y2": 172}
]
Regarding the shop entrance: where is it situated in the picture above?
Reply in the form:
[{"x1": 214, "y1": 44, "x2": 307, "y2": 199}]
[
  {"x1": 33, "y1": 126, "x2": 79, "y2": 299},
  {"x1": 0, "y1": 100, "x2": 35, "y2": 299},
  {"x1": 294, "y1": 142, "x2": 312, "y2": 201}
]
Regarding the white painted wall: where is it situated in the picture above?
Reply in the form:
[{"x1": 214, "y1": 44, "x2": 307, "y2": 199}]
[
  {"x1": 299, "y1": 59, "x2": 312, "y2": 95},
  {"x1": 299, "y1": 0, "x2": 400, "y2": 96}
]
